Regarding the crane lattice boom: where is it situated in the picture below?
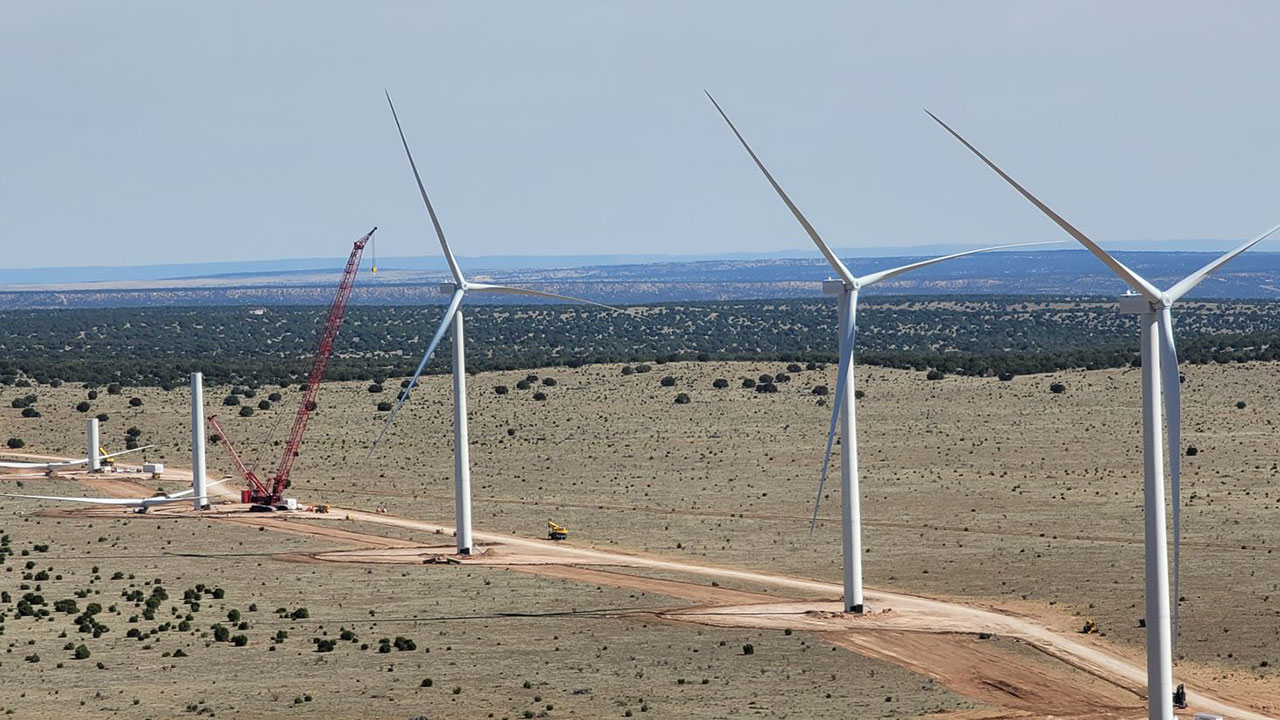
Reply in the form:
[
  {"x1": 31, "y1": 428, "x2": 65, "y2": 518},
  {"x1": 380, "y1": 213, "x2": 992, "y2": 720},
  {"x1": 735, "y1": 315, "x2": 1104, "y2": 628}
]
[{"x1": 210, "y1": 227, "x2": 375, "y2": 507}]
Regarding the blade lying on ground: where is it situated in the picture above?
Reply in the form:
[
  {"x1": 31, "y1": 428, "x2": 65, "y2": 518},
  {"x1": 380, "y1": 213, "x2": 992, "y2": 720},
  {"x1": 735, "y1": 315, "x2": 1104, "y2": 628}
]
[
  {"x1": 369, "y1": 289, "x2": 466, "y2": 454},
  {"x1": 1165, "y1": 222, "x2": 1280, "y2": 302},
  {"x1": 0, "y1": 444, "x2": 156, "y2": 469},
  {"x1": 466, "y1": 283, "x2": 631, "y2": 314},
  {"x1": 1157, "y1": 307, "x2": 1182, "y2": 650},
  {"x1": 100, "y1": 445, "x2": 156, "y2": 461},
  {"x1": 705, "y1": 91, "x2": 856, "y2": 287},
  {"x1": 166, "y1": 479, "x2": 229, "y2": 499},
  {"x1": 925, "y1": 110, "x2": 1162, "y2": 302},
  {"x1": 811, "y1": 298, "x2": 857, "y2": 532},
  {"x1": 386, "y1": 90, "x2": 465, "y2": 286},
  {"x1": 856, "y1": 240, "x2": 1065, "y2": 287}
]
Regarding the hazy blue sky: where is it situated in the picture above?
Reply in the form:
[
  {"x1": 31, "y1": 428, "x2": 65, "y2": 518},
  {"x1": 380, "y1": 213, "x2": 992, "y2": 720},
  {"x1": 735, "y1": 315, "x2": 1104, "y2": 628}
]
[{"x1": 4, "y1": 1, "x2": 1280, "y2": 268}]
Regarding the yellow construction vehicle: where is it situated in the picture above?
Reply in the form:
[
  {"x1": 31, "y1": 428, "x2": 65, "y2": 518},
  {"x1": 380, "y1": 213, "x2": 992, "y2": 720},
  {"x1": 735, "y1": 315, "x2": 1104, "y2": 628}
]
[
  {"x1": 1079, "y1": 619, "x2": 1099, "y2": 634},
  {"x1": 99, "y1": 447, "x2": 115, "y2": 469},
  {"x1": 313, "y1": 504, "x2": 331, "y2": 514},
  {"x1": 547, "y1": 520, "x2": 568, "y2": 541}
]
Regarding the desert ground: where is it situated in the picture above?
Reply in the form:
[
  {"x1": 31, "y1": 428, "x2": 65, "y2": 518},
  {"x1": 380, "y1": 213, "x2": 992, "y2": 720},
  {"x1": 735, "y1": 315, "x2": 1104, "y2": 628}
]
[{"x1": 1, "y1": 359, "x2": 1279, "y2": 718}]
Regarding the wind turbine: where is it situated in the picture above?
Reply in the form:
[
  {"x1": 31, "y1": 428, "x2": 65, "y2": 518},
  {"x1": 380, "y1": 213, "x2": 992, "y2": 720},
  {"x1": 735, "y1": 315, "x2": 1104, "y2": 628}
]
[
  {"x1": 927, "y1": 110, "x2": 1280, "y2": 719},
  {"x1": 371, "y1": 92, "x2": 623, "y2": 555},
  {"x1": 706, "y1": 92, "x2": 1060, "y2": 613}
]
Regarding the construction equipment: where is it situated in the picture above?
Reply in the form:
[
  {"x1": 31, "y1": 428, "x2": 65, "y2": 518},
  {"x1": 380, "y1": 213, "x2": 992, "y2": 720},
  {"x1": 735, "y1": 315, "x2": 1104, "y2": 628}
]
[
  {"x1": 547, "y1": 520, "x2": 568, "y2": 541},
  {"x1": 208, "y1": 228, "x2": 376, "y2": 508},
  {"x1": 99, "y1": 447, "x2": 115, "y2": 469},
  {"x1": 1079, "y1": 619, "x2": 1099, "y2": 635},
  {"x1": 1173, "y1": 684, "x2": 1188, "y2": 709},
  {"x1": 313, "y1": 504, "x2": 331, "y2": 514}
]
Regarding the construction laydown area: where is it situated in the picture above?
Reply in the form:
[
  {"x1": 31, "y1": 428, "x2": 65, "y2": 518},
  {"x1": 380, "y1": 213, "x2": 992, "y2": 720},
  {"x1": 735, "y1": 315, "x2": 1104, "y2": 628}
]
[{"x1": 2, "y1": 360, "x2": 1280, "y2": 718}]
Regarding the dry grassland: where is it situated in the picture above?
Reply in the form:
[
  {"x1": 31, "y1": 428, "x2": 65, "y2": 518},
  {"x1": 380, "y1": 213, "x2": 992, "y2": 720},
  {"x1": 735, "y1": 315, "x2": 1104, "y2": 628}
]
[{"x1": 2, "y1": 358, "x2": 1279, "y2": 717}]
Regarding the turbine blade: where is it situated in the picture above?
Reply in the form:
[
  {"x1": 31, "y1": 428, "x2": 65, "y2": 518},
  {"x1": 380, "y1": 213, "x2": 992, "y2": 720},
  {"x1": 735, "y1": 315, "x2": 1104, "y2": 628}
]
[
  {"x1": 705, "y1": 91, "x2": 856, "y2": 287},
  {"x1": 385, "y1": 91, "x2": 466, "y2": 286},
  {"x1": 1165, "y1": 222, "x2": 1280, "y2": 302},
  {"x1": 369, "y1": 289, "x2": 466, "y2": 454},
  {"x1": 1158, "y1": 307, "x2": 1183, "y2": 652},
  {"x1": 811, "y1": 298, "x2": 857, "y2": 532},
  {"x1": 467, "y1": 283, "x2": 632, "y2": 314},
  {"x1": 856, "y1": 240, "x2": 1065, "y2": 287},
  {"x1": 99, "y1": 445, "x2": 155, "y2": 460},
  {"x1": 925, "y1": 110, "x2": 1163, "y2": 302}
]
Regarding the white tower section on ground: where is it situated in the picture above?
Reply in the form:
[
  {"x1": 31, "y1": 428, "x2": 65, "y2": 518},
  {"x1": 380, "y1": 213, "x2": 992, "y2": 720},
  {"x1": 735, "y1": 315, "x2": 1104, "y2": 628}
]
[
  {"x1": 191, "y1": 372, "x2": 208, "y2": 510},
  {"x1": 86, "y1": 417, "x2": 100, "y2": 472}
]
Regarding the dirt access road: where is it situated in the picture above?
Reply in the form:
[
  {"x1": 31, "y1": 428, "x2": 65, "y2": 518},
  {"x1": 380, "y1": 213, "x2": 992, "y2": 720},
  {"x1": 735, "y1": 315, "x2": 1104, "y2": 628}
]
[{"x1": 12, "y1": 460, "x2": 1277, "y2": 719}]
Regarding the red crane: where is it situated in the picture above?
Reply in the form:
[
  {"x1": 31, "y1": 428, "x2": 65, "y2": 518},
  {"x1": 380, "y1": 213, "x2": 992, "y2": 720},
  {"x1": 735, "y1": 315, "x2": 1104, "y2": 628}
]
[{"x1": 208, "y1": 227, "x2": 376, "y2": 507}]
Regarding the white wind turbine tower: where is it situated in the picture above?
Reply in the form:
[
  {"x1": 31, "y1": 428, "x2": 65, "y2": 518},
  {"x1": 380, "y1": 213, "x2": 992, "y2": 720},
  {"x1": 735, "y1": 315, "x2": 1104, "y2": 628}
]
[
  {"x1": 372, "y1": 92, "x2": 623, "y2": 555},
  {"x1": 928, "y1": 110, "x2": 1280, "y2": 719},
  {"x1": 706, "y1": 92, "x2": 1060, "y2": 613}
]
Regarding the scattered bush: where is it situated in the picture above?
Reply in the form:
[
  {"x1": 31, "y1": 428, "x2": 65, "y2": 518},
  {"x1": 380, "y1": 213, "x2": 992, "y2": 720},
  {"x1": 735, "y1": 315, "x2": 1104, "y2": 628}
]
[
  {"x1": 212, "y1": 624, "x2": 230, "y2": 642},
  {"x1": 812, "y1": 385, "x2": 828, "y2": 396},
  {"x1": 231, "y1": 635, "x2": 248, "y2": 647},
  {"x1": 129, "y1": 397, "x2": 143, "y2": 407},
  {"x1": 755, "y1": 383, "x2": 778, "y2": 394},
  {"x1": 107, "y1": 383, "x2": 122, "y2": 395},
  {"x1": 541, "y1": 378, "x2": 557, "y2": 387},
  {"x1": 787, "y1": 363, "x2": 802, "y2": 373},
  {"x1": 621, "y1": 366, "x2": 634, "y2": 376},
  {"x1": 376, "y1": 401, "x2": 393, "y2": 412},
  {"x1": 998, "y1": 372, "x2": 1015, "y2": 381},
  {"x1": 96, "y1": 412, "x2": 109, "y2": 422},
  {"x1": 238, "y1": 406, "x2": 255, "y2": 417},
  {"x1": 634, "y1": 364, "x2": 652, "y2": 373},
  {"x1": 87, "y1": 390, "x2": 98, "y2": 400},
  {"x1": 674, "y1": 393, "x2": 691, "y2": 404},
  {"x1": 741, "y1": 378, "x2": 756, "y2": 389},
  {"x1": 712, "y1": 378, "x2": 729, "y2": 389},
  {"x1": 1049, "y1": 383, "x2": 1066, "y2": 394},
  {"x1": 494, "y1": 385, "x2": 509, "y2": 395},
  {"x1": 854, "y1": 389, "x2": 865, "y2": 400},
  {"x1": 367, "y1": 384, "x2": 383, "y2": 393},
  {"x1": 74, "y1": 644, "x2": 91, "y2": 660},
  {"x1": 76, "y1": 401, "x2": 91, "y2": 413},
  {"x1": 774, "y1": 373, "x2": 791, "y2": 383},
  {"x1": 258, "y1": 400, "x2": 271, "y2": 410},
  {"x1": 1237, "y1": 401, "x2": 1247, "y2": 409},
  {"x1": 660, "y1": 376, "x2": 677, "y2": 387},
  {"x1": 1186, "y1": 446, "x2": 1198, "y2": 457},
  {"x1": 268, "y1": 392, "x2": 282, "y2": 402},
  {"x1": 742, "y1": 643, "x2": 754, "y2": 655},
  {"x1": 223, "y1": 395, "x2": 240, "y2": 406},
  {"x1": 21, "y1": 407, "x2": 40, "y2": 418},
  {"x1": 532, "y1": 392, "x2": 548, "y2": 402},
  {"x1": 758, "y1": 374, "x2": 774, "y2": 384},
  {"x1": 926, "y1": 370, "x2": 945, "y2": 381},
  {"x1": 515, "y1": 380, "x2": 531, "y2": 391}
]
